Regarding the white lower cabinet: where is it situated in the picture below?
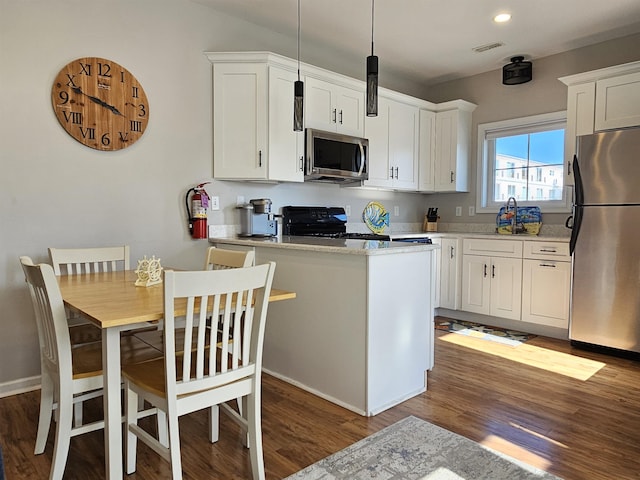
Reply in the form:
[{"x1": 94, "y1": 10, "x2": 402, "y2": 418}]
[
  {"x1": 438, "y1": 237, "x2": 461, "y2": 310},
  {"x1": 461, "y1": 239, "x2": 523, "y2": 321},
  {"x1": 521, "y1": 242, "x2": 571, "y2": 328},
  {"x1": 461, "y1": 254, "x2": 522, "y2": 321},
  {"x1": 455, "y1": 238, "x2": 571, "y2": 330}
]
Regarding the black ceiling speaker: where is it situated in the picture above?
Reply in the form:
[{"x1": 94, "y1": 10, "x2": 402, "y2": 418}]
[{"x1": 502, "y1": 56, "x2": 532, "y2": 85}]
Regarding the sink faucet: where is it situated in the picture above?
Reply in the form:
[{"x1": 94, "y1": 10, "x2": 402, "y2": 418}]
[{"x1": 506, "y1": 197, "x2": 517, "y2": 234}]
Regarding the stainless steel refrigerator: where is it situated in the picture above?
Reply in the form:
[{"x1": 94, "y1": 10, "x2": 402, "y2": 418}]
[{"x1": 569, "y1": 126, "x2": 640, "y2": 353}]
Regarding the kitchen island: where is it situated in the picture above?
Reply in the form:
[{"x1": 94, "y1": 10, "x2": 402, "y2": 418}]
[{"x1": 209, "y1": 236, "x2": 438, "y2": 416}]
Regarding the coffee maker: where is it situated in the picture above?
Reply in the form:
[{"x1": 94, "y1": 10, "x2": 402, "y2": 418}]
[{"x1": 238, "y1": 198, "x2": 278, "y2": 237}]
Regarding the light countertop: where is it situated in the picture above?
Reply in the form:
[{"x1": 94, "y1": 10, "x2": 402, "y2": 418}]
[{"x1": 209, "y1": 235, "x2": 440, "y2": 256}]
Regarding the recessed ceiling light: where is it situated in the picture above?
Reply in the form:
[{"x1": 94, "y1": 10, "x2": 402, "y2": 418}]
[{"x1": 494, "y1": 13, "x2": 511, "y2": 23}]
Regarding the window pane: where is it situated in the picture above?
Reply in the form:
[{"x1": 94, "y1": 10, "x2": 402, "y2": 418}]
[{"x1": 493, "y1": 129, "x2": 564, "y2": 203}]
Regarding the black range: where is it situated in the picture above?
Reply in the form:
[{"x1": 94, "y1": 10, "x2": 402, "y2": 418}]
[{"x1": 281, "y1": 206, "x2": 432, "y2": 243}]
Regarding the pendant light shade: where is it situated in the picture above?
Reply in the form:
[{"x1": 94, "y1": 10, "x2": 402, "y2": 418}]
[
  {"x1": 294, "y1": 79, "x2": 304, "y2": 131},
  {"x1": 502, "y1": 56, "x2": 532, "y2": 85},
  {"x1": 293, "y1": 0, "x2": 304, "y2": 131},
  {"x1": 366, "y1": 0, "x2": 378, "y2": 117}
]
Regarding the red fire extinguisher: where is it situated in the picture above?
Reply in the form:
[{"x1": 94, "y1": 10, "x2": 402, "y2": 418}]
[{"x1": 185, "y1": 183, "x2": 210, "y2": 239}]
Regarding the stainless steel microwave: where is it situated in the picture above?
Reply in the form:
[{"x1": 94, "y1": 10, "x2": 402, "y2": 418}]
[{"x1": 304, "y1": 129, "x2": 368, "y2": 184}]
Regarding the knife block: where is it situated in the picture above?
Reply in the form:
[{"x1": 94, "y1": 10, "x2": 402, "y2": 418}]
[{"x1": 423, "y1": 215, "x2": 438, "y2": 232}]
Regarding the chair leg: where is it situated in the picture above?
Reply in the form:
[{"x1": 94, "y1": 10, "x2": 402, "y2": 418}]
[
  {"x1": 208, "y1": 405, "x2": 219, "y2": 443},
  {"x1": 157, "y1": 409, "x2": 168, "y2": 447},
  {"x1": 124, "y1": 384, "x2": 139, "y2": 475},
  {"x1": 35, "y1": 373, "x2": 55, "y2": 455},
  {"x1": 50, "y1": 389, "x2": 73, "y2": 480},
  {"x1": 240, "y1": 396, "x2": 249, "y2": 448},
  {"x1": 73, "y1": 401, "x2": 83, "y2": 428},
  {"x1": 167, "y1": 406, "x2": 183, "y2": 480},
  {"x1": 246, "y1": 391, "x2": 265, "y2": 480}
]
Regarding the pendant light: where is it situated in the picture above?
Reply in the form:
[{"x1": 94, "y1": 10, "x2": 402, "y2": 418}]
[
  {"x1": 293, "y1": 0, "x2": 304, "y2": 131},
  {"x1": 502, "y1": 56, "x2": 532, "y2": 85},
  {"x1": 366, "y1": 0, "x2": 378, "y2": 117}
]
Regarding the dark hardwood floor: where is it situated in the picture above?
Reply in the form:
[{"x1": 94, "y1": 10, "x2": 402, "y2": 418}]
[{"x1": 2, "y1": 323, "x2": 639, "y2": 479}]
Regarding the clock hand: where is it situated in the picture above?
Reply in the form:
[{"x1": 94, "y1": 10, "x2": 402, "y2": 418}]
[{"x1": 70, "y1": 86, "x2": 123, "y2": 116}]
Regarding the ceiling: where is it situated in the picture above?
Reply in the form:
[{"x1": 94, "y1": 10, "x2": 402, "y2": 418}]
[{"x1": 193, "y1": 0, "x2": 640, "y2": 87}]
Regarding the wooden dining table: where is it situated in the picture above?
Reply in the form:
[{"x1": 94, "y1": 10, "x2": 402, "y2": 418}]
[{"x1": 58, "y1": 269, "x2": 295, "y2": 480}]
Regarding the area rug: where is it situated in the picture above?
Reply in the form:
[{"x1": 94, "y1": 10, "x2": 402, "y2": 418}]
[
  {"x1": 285, "y1": 416, "x2": 561, "y2": 480},
  {"x1": 435, "y1": 319, "x2": 536, "y2": 346}
]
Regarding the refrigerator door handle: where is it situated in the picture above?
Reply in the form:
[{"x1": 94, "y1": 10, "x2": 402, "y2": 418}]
[
  {"x1": 573, "y1": 154, "x2": 584, "y2": 206},
  {"x1": 569, "y1": 154, "x2": 584, "y2": 256},
  {"x1": 569, "y1": 204, "x2": 583, "y2": 255}
]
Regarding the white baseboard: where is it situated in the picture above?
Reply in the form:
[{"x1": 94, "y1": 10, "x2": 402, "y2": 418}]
[
  {"x1": 0, "y1": 375, "x2": 41, "y2": 398},
  {"x1": 262, "y1": 368, "x2": 366, "y2": 416}
]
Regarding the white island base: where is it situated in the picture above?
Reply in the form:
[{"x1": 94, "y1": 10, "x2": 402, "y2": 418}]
[{"x1": 213, "y1": 238, "x2": 436, "y2": 416}]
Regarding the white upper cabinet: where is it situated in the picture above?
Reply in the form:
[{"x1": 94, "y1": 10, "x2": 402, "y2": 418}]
[
  {"x1": 206, "y1": 52, "x2": 475, "y2": 189},
  {"x1": 418, "y1": 101, "x2": 476, "y2": 193},
  {"x1": 418, "y1": 109, "x2": 436, "y2": 192},
  {"x1": 208, "y1": 53, "x2": 304, "y2": 182},
  {"x1": 364, "y1": 95, "x2": 419, "y2": 190},
  {"x1": 595, "y1": 71, "x2": 640, "y2": 131},
  {"x1": 305, "y1": 76, "x2": 365, "y2": 137},
  {"x1": 434, "y1": 106, "x2": 473, "y2": 192},
  {"x1": 560, "y1": 61, "x2": 640, "y2": 185},
  {"x1": 212, "y1": 62, "x2": 269, "y2": 180},
  {"x1": 268, "y1": 67, "x2": 305, "y2": 182}
]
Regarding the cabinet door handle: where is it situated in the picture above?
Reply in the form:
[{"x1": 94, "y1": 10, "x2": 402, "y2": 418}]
[
  {"x1": 394, "y1": 166, "x2": 399, "y2": 179},
  {"x1": 540, "y1": 263, "x2": 557, "y2": 268},
  {"x1": 492, "y1": 264, "x2": 495, "y2": 278},
  {"x1": 299, "y1": 155, "x2": 304, "y2": 172},
  {"x1": 484, "y1": 264, "x2": 487, "y2": 277},
  {"x1": 539, "y1": 248, "x2": 557, "y2": 253},
  {"x1": 339, "y1": 110, "x2": 343, "y2": 124},
  {"x1": 568, "y1": 160, "x2": 572, "y2": 176},
  {"x1": 450, "y1": 171, "x2": 454, "y2": 183},
  {"x1": 450, "y1": 246, "x2": 454, "y2": 259},
  {"x1": 258, "y1": 150, "x2": 262, "y2": 167},
  {"x1": 332, "y1": 108, "x2": 337, "y2": 123},
  {"x1": 390, "y1": 167, "x2": 394, "y2": 178}
]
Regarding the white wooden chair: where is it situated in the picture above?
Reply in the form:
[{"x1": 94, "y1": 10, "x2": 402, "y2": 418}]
[
  {"x1": 48, "y1": 246, "x2": 131, "y2": 345},
  {"x1": 134, "y1": 246, "x2": 255, "y2": 351},
  {"x1": 122, "y1": 262, "x2": 275, "y2": 480},
  {"x1": 20, "y1": 257, "x2": 162, "y2": 480},
  {"x1": 48, "y1": 245, "x2": 130, "y2": 276},
  {"x1": 204, "y1": 246, "x2": 255, "y2": 270}
]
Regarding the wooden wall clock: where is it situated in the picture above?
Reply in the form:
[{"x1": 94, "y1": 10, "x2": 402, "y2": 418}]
[{"x1": 51, "y1": 57, "x2": 149, "y2": 151}]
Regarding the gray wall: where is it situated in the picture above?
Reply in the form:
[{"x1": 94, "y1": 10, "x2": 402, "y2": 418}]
[
  {"x1": 424, "y1": 32, "x2": 640, "y2": 227},
  {"x1": 1, "y1": 0, "x2": 639, "y2": 390}
]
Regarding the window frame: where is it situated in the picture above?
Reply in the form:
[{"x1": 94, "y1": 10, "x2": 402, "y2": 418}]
[{"x1": 476, "y1": 111, "x2": 571, "y2": 214}]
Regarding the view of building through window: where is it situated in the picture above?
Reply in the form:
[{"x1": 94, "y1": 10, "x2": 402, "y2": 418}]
[{"x1": 493, "y1": 129, "x2": 564, "y2": 202}]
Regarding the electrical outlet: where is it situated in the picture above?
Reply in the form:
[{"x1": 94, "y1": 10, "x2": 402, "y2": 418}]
[
  {"x1": 394, "y1": 206, "x2": 400, "y2": 217},
  {"x1": 210, "y1": 196, "x2": 220, "y2": 211},
  {"x1": 455, "y1": 206, "x2": 462, "y2": 217},
  {"x1": 345, "y1": 205, "x2": 351, "y2": 216},
  {"x1": 469, "y1": 206, "x2": 475, "y2": 216}
]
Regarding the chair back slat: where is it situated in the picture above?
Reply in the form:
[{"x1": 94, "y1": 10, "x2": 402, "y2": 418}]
[
  {"x1": 49, "y1": 246, "x2": 130, "y2": 276},
  {"x1": 204, "y1": 247, "x2": 254, "y2": 271},
  {"x1": 20, "y1": 257, "x2": 73, "y2": 379},
  {"x1": 164, "y1": 263, "x2": 274, "y2": 397}
]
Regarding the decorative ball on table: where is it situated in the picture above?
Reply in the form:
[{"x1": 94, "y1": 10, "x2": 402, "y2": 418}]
[{"x1": 135, "y1": 255, "x2": 163, "y2": 287}]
